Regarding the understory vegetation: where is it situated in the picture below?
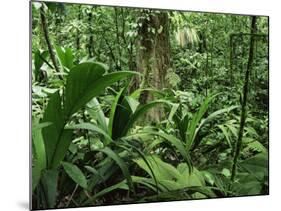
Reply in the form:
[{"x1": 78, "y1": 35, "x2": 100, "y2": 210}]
[{"x1": 31, "y1": 1, "x2": 269, "y2": 210}]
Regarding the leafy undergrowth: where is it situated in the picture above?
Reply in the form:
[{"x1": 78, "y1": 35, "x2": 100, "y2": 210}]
[{"x1": 31, "y1": 2, "x2": 268, "y2": 210}]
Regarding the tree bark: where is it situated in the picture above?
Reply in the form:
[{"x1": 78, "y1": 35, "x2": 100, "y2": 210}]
[{"x1": 135, "y1": 11, "x2": 171, "y2": 122}]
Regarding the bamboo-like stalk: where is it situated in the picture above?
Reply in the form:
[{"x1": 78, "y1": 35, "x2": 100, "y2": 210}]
[
  {"x1": 87, "y1": 7, "x2": 94, "y2": 58},
  {"x1": 76, "y1": 5, "x2": 82, "y2": 51},
  {"x1": 230, "y1": 16, "x2": 257, "y2": 184},
  {"x1": 40, "y1": 6, "x2": 62, "y2": 80},
  {"x1": 229, "y1": 34, "x2": 234, "y2": 82},
  {"x1": 114, "y1": 8, "x2": 122, "y2": 71}
]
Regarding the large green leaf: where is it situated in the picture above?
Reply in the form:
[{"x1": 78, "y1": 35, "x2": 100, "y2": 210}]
[
  {"x1": 149, "y1": 131, "x2": 193, "y2": 172},
  {"x1": 42, "y1": 62, "x2": 136, "y2": 168},
  {"x1": 111, "y1": 94, "x2": 133, "y2": 140},
  {"x1": 87, "y1": 98, "x2": 108, "y2": 133},
  {"x1": 66, "y1": 123, "x2": 112, "y2": 145},
  {"x1": 63, "y1": 62, "x2": 106, "y2": 117},
  {"x1": 130, "y1": 176, "x2": 158, "y2": 192},
  {"x1": 63, "y1": 62, "x2": 137, "y2": 117},
  {"x1": 134, "y1": 155, "x2": 206, "y2": 194},
  {"x1": 41, "y1": 91, "x2": 69, "y2": 168},
  {"x1": 62, "y1": 162, "x2": 88, "y2": 189},
  {"x1": 134, "y1": 155, "x2": 180, "y2": 182},
  {"x1": 55, "y1": 46, "x2": 74, "y2": 71},
  {"x1": 41, "y1": 169, "x2": 58, "y2": 208},
  {"x1": 186, "y1": 93, "x2": 220, "y2": 150},
  {"x1": 108, "y1": 87, "x2": 126, "y2": 138},
  {"x1": 32, "y1": 121, "x2": 51, "y2": 191},
  {"x1": 121, "y1": 100, "x2": 170, "y2": 137},
  {"x1": 191, "y1": 105, "x2": 238, "y2": 149},
  {"x1": 50, "y1": 130, "x2": 73, "y2": 169},
  {"x1": 118, "y1": 141, "x2": 159, "y2": 193},
  {"x1": 95, "y1": 147, "x2": 135, "y2": 193},
  {"x1": 83, "y1": 181, "x2": 128, "y2": 205},
  {"x1": 240, "y1": 152, "x2": 268, "y2": 181}
]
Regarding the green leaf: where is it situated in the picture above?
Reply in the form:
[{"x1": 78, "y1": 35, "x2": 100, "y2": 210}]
[
  {"x1": 84, "y1": 165, "x2": 105, "y2": 183},
  {"x1": 64, "y1": 62, "x2": 137, "y2": 117},
  {"x1": 63, "y1": 62, "x2": 106, "y2": 117},
  {"x1": 33, "y1": 122, "x2": 52, "y2": 131},
  {"x1": 41, "y1": 62, "x2": 136, "y2": 169},
  {"x1": 168, "y1": 103, "x2": 179, "y2": 122},
  {"x1": 130, "y1": 176, "x2": 158, "y2": 192},
  {"x1": 66, "y1": 123, "x2": 112, "y2": 145},
  {"x1": 87, "y1": 98, "x2": 108, "y2": 133},
  {"x1": 197, "y1": 106, "x2": 238, "y2": 133},
  {"x1": 108, "y1": 87, "x2": 126, "y2": 138},
  {"x1": 55, "y1": 46, "x2": 74, "y2": 71},
  {"x1": 192, "y1": 105, "x2": 238, "y2": 149},
  {"x1": 240, "y1": 152, "x2": 268, "y2": 181},
  {"x1": 96, "y1": 147, "x2": 135, "y2": 193},
  {"x1": 218, "y1": 125, "x2": 232, "y2": 147},
  {"x1": 41, "y1": 91, "x2": 70, "y2": 168},
  {"x1": 111, "y1": 93, "x2": 134, "y2": 140},
  {"x1": 134, "y1": 155, "x2": 180, "y2": 182},
  {"x1": 119, "y1": 141, "x2": 159, "y2": 193},
  {"x1": 149, "y1": 131, "x2": 193, "y2": 172},
  {"x1": 32, "y1": 121, "x2": 50, "y2": 191},
  {"x1": 221, "y1": 168, "x2": 231, "y2": 178},
  {"x1": 34, "y1": 50, "x2": 48, "y2": 81},
  {"x1": 186, "y1": 93, "x2": 220, "y2": 150},
  {"x1": 50, "y1": 130, "x2": 73, "y2": 169},
  {"x1": 125, "y1": 96, "x2": 140, "y2": 113},
  {"x1": 41, "y1": 169, "x2": 58, "y2": 208},
  {"x1": 45, "y1": 2, "x2": 64, "y2": 13},
  {"x1": 32, "y1": 2, "x2": 42, "y2": 10},
  {"x1": 83, "y1": 181, "x2": 128, "y2": 205},
  {"x1": 121, "y1": 100, "x2": 170, "y2": 137},
  {"x1": 62, "y1": 162, "x2": 88, "y2": 189}
]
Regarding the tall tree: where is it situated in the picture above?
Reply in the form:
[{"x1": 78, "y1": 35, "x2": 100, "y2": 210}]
[{"x1": 135, "y1": 10, "x2": 171, "y2": 121}]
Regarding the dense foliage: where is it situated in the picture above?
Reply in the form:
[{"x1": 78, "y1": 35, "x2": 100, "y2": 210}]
[{"x1": 31, "y1": 2, "x2": 269, "y2": 209}]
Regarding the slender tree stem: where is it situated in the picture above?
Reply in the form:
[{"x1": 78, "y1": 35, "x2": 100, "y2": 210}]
[
  {"x1": 229, "y1": 34, "x2": 234, "y2": 82},
  {"x1": 76, "y1": 5, "x2": 82, "y2": 51},
  {"x1": 114, "y1": 8, "x2": 122, "y2": 70},
  {"x1": 87, "y1": 7, "x2": 94, "y2": 58},
  {"x1": 40, "y1": 7, "x2": 62, "y2": 80},
  {"x1": 66, "y1": 185, "x2": 78, "y2": 207},
  {"x1": 230, "y1": 16, "x2": 257, "y2": 184}
]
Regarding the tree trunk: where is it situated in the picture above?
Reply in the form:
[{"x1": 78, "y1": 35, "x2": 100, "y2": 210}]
[
  {"x1": 87, "y1": 8, "x2": 94, "y2": 58},
  {"x1": 114, "y1": 8, "x2": 122, "y2": 70},
  {"x1": 76, "y1": 5, "x2": 82, "y2": 51},
  {"x1": 40, "y1": 6, "x2": 62, "y2": 80},
  {"x1": 230, "y1": 16, "x2": 257, "y2": 185},
  {"x1": 135, "y1": 11, "x2": 170, "y2": 122}
]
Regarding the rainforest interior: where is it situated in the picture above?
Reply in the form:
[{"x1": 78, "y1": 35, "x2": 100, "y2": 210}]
[{"x1": 31, "y1": 1, "x2": 269, "y2": 210}]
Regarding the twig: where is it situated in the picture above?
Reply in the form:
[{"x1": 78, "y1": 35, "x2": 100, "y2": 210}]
[{"x1": 65, "y1": 184, "x2": 78, "y2": 207}]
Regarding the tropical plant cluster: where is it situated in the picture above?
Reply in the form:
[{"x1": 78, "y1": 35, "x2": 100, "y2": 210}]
[{"x1": 31, "y1": 2, "x2": 269, "y2": 209}]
